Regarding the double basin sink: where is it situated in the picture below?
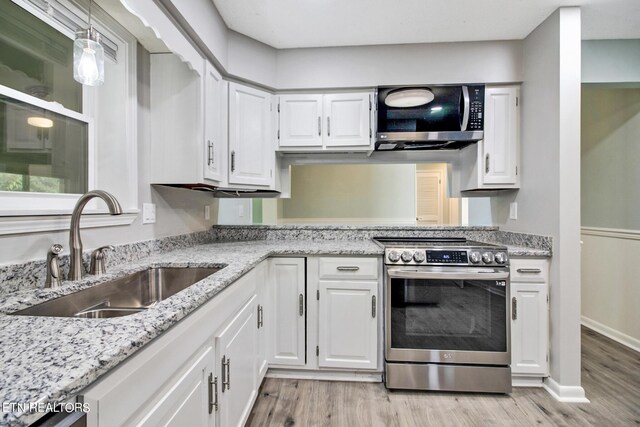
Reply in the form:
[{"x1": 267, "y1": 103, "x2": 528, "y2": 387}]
[{"x1": 12, "y1": 266, "x2": 224, "y2": 318}]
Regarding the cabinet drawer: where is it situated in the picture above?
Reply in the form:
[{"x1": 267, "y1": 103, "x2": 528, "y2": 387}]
[
  {"x1": 510, "y1": 258, "x2": 549, "y2": 283},
  {"x1": 319, "y1": 257, "x2": 379, "y2": 280}
]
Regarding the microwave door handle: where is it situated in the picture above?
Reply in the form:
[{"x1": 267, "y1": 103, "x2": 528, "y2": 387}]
[
  {"x1": 387, "y1": 268, "x2": 509, "y2": 281},
  {"x1": 461, "y1": 85, "x2": 470, "y2": 131}
]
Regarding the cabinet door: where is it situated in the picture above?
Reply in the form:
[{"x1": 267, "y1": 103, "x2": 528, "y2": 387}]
[
  {"x1": 254, "y1": 261, "x2": 269, "y2": 380},
  {"x1": 318, "y1": 280, "x2": 377, "y2": 369},
  {"x1": 216, "y1": 295, "x2": 258, "y2": 427},
  {"x1": 278, "y1": 95, "x2": 323, "y2": 147},
  {"x1": 511, "y1": 283, "x2": 549, "y2": 376},
  {"x1": 483, "y1": 86, "x2": 518, "y2": 185},
  {"x1": 269, "y1": 258, "x2": 306, "y2": 366},
  {"x1": 137, "y1": 346, "x2": 214, "y2": 427},
  {"x1": 228, "y1": 82, "x2": 273, "y2": 186},
  {"x1": 323, "y1": 93, "x2": 371, "y2": 147},
  {"x1": 204, "y1": 62, "x2": 226, "y2": 183}
]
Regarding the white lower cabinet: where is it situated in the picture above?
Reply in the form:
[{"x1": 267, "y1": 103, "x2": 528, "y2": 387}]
[
  {"x1": 137, "y1": 346, "x2": 214, "y2": 427},
  {"x1": 268, "y1": 257, "x2": 306, "y2": 366},
  {"x1": 510, "y1": 258, "x2": 550, "y2": 378},
  {"x1": 318, "y1": 280, "x2": 378, "y2": 369},
  {"x1": 82, "y1": 262, "x2": 268, "y2": 427},
  {"x1": 215, "y1": 295, "x2": 259, "y2": 427},
  {"x1": 255, "y1": 261, "x2": 269, "y2": 379}
]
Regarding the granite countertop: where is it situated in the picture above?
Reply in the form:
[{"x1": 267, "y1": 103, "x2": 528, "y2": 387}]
[
  {"x1": 0, "y1": 236, "x2": 547, "y2": 426},
  {"x1": 0, "y1": 239, "x2": 382, "y2": 427}
]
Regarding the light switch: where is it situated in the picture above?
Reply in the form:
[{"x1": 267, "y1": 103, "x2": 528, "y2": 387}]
[
  {"x1": 509, "y1": 202, "x2": 518, "y2": 220},
  {"x1": 204, "y1": 205, "x2": 211, "y2": 220},
  {"x1": 143, "y1": 203, "x2": 156, "y2": 224},
  {"x1": 238, "y1": 205, "x2": 245, "y2": 218}
]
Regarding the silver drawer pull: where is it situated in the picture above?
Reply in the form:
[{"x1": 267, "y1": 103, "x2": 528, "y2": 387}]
[
  {"x1": 221, "y1": 356, "x2": 230, "y2": 391},
  {"x1": 336, "y1": 266, "x2": 360, "y2": 271},
  {"x1": 516, "y1": 268, "x2": 542, "y2": 274},
  {"x1": 208, "y1": 373, "x2": 218, "y2": 413}
]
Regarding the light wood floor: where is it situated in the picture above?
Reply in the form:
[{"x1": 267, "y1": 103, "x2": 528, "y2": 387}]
[{"x1": 247, "y1": 327, "x2": 640, "y2": 426}]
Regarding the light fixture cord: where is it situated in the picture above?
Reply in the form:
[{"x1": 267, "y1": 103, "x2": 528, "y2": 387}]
[{"x1": 88, "y1": 0, "x2": 92, "y2": 27}]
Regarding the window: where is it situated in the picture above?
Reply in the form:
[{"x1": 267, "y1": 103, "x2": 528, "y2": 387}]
[{"x1": 0, "y1": 0, "x2": 138, "y2": 224}]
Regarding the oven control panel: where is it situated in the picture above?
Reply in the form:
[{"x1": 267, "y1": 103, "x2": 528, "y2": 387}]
[{"x1": 385, "y1": 248, "x2": 508, "y2": 266}]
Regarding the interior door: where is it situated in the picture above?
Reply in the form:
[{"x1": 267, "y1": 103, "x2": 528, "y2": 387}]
[
  {"x1": 278, "y1": 94, "x2": 323, "y2": 147},
  {"x1": 323, "y1": 93, "x2": 371, "y2": 147},
  {"x1": 204, "y1": 62, "x2": 226, "y2": 183},
  {"x1": 416, "y1": 169, "x2": 444, "y2": 224},
  {"x1": 228, "y1": 82, "x2": 272, "y2": 186}
]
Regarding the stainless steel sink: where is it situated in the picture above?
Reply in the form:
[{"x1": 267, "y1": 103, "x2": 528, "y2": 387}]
[{"x1": 12, "y1": 267, "x2": 223, "y2": 318}]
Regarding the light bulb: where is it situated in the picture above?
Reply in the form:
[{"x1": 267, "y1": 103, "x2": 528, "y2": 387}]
[
  {"x1": 73, "y1": 29, "x2": 104, "y2": 86},
  {"x1": 78, "y1": 47, "x2": 99, "y2": 82}
]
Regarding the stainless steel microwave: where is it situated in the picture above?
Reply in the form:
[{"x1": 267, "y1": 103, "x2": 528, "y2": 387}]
[{"x1": 375, "y1": 84, "x2": 485, "y2": 151}]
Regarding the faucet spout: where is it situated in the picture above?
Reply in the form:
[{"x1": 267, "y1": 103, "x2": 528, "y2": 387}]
[{"x1": 69, "y1": 190, "x2": 123, "y2": 281}]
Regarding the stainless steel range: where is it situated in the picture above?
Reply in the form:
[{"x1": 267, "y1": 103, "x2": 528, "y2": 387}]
[{"x1": 376, "y1": 237, "x2": 512, "y2": 394}]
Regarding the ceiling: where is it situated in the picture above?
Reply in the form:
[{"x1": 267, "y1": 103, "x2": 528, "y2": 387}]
[{"x1": 211, "y1": 0, "x2": 640, "y2": 49}]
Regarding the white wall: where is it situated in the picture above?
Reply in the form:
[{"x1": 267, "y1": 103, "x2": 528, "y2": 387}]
[
  {"x1": 490, "y1": 8, "x2": 584, "y2": 394},
  {"x1": 582, "y1": 40, "x2": 640, "y2": 84},
  {"x1": 0, "y1": 47, "x2": 217, "y2": 266},
  {"x1": 276, "y1": 40, "x2": 523, "y2": 89},
  {"x1": 281, "y1": 164, "x2": 417, "y2": 224},
  {"x1": 227, "y1": 31, "x2": 278, "y2": 88}
]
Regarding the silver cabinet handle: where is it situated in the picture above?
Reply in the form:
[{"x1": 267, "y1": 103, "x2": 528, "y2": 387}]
[
  {"x1": 230, "y1": 151, "x2": 236, "y2": 172},
  {"x1": 257, "y1": 304, "x2": 264, "y2": 328},
  {"x1": 461, "y1": 85, "x2": 470, "y2": 131},
  {"x1": 207, "y1": 140, "x2": 214, "y2": 166},
  {"x1": 372, "y1": 295, "x2": 376, "y2": 318},
  {"x1": 327, "y1": 116, "x2": 331, "y2": 137},
  {"x1": 208, "y1": 373, "x2": 218, "y2": 413},
  {"x1": 516, "y1": 268, "x2": 542, "y2": 274},
  {"x1": 299, "y1": 294, "x2": 304, "y2": 316},
  {"x1": 512, "y1": 297, "x2": 517, "y2": 320},
  {"x1": 318, "y1": 116, "x2": 321, "y2": 136},
  {"x1": 336, "y1": 266, "x2": 360, "y2": 271},
  {"x1": 221, "y1": 356, "x2": 230, "y2": 391},
  {"x1": 485, "y1": 153, "x2": 490, "y2": 174}
]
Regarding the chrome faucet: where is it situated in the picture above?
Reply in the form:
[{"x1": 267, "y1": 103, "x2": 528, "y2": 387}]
[{"x1": 69, "y1": 190, "x2": 122, "y2": 281}]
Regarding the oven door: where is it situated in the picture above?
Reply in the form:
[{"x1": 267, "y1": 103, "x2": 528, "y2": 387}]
[{"x1": 385, "y1": 266, "x2": 510, "y2": 366}]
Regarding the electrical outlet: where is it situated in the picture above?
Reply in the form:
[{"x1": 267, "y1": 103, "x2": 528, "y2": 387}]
[
  {"x1": 143, "y1": 203, "x2": 156, "y2": 224},
  {"x1": 204, "y1": 205, "x2": 211, "y2": 221},
  {"x1": 509, "y1": 202, "x2": 518, "y2": 220},
  {"x1": 238, "y1": 205, "x2": 245, "y2": 218}
]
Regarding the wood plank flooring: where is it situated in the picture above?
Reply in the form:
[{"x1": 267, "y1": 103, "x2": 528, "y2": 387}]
[{"x1": 247, "y1": 327, "x2": 640, "y2": 426}]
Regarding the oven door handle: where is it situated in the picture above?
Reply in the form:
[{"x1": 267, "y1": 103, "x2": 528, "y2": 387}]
[{"x1": 387, "y1": 268, "x2": 509, "y2": 281}]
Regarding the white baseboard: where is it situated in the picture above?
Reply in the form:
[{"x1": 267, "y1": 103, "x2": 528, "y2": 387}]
[
  {"x1": 542, "y1": 377, "x2": 589, "y2": 403},
  {"x1": 581, "y1": 315, "x2": 640, "y2": 353},
  {"x1": 512, "y1": 376, "x2": 545, "y2": 387},
  {"x1": 266, "y1": 368, "x2": 382, "y2": 383}
]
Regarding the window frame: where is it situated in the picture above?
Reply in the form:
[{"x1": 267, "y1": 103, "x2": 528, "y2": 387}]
[{"x1": 0, "y1": 0, "x2": 139, "y2": 231}]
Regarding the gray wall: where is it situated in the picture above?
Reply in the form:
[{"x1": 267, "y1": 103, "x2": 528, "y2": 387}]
[
  {"x1": 581, "y1": 87, "x2": 640, "y2": 230},
  {"x1": 582, "y1": 40, "x2": 640, "y2": 84},
  {"x1": 491, "y1": 8, "x2": 584, "y2": 390},
  {"x1": 281, "y1": 164, "x2": 417, "y2": 223}
]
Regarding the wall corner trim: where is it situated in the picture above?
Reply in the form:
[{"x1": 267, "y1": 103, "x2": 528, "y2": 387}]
[{"x1": 542, "y1": 377, "x2": 589, "y2": 403}]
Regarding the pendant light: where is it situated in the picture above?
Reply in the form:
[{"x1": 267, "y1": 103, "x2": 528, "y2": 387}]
[{"x1": 73, "y1": 0, "x2": 104, "y2": 86}]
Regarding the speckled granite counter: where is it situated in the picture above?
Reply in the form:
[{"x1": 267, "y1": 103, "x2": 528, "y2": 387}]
[
  {"x1": 0, "y1": 227, "x2": 550, "y2": 426},
  {"x1": 0, "y1": 239, "x2": 382, "y2": 427}
]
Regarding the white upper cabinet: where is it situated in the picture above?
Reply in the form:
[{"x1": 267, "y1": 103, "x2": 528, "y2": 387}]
[
  {"x1": 457, "y1": 85, "x2": 520, "y2": 192},
  {"x1": 279, "y1": 95, "x2": 323, "y2": 147},
  {"x1": 483, "y1": 86, "x2": 519, "y2": 185},
  {"x1": 203, "y1": 62, "x2": 227, "y2": 183},
  {"x1": 277, "y1": 92, "x2": 373, "y2": 152},
  {"x1": 324, "y1": 93, "x2": 371, "y2": 147},
  {"x1": 228, "y1": 82, "x2": 274, "y2": 187}
]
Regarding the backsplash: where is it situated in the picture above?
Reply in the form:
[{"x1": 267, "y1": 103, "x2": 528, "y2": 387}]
[
  {"x1": 0, "y1": 225, "x2": 552, "y2": 296},
  {"x1": 0, "y1": 230, "x2": 216, "y2": 295}
]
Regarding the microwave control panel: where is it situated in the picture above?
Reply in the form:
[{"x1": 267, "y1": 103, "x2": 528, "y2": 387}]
[{"x1": 467, "y1": 85, "x2": 485, "y2": 131}]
